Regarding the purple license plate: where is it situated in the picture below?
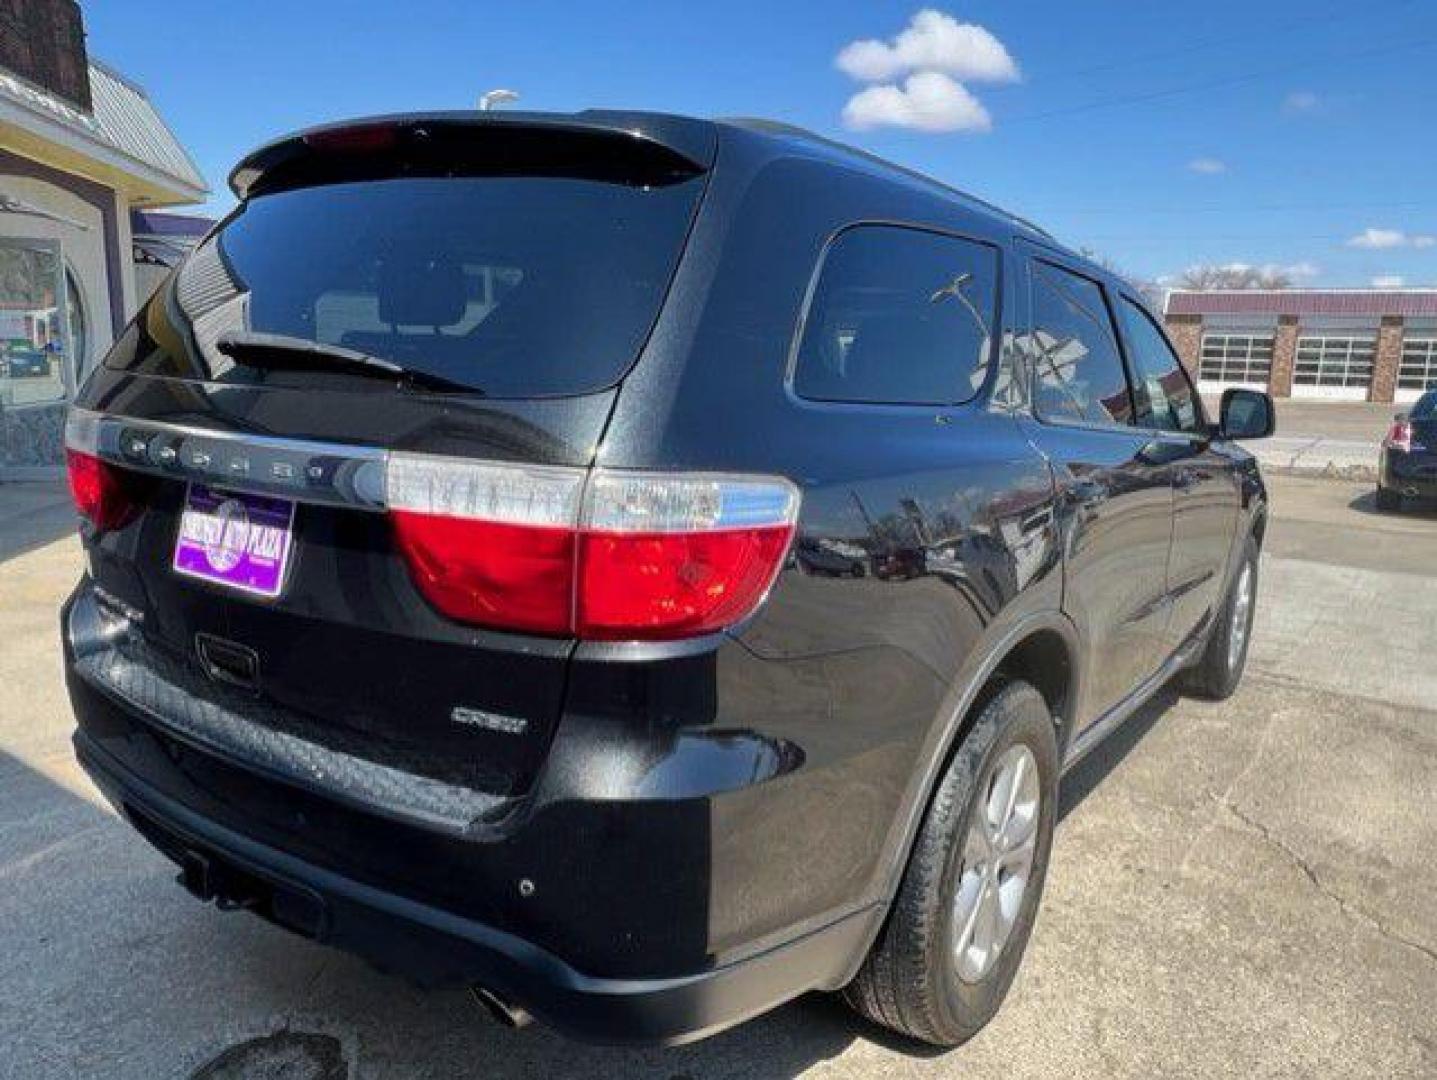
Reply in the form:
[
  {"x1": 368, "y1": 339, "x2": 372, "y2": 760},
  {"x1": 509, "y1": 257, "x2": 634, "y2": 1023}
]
[{"x1": 173, "y1": 485, "x2": 296, "y2": 598}]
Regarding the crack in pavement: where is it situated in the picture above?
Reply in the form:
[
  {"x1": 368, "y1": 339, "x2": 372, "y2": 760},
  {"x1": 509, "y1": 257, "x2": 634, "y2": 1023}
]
[
  {"x1": 1178, "y1": 700, "x2": 1280, "y2": 879},
  {"x1": 1217, "y1": 797, "x2": 1437, "y2": 968}
]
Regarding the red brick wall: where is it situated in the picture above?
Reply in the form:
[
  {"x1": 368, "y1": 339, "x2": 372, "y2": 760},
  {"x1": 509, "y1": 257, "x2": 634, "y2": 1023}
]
[
  {"x1": 1164, "y1": 313, "x2": 1203, "y2": 376},
  {"x1": 1370, "y1": 316, "x2": 1404, "y2": 404},
  {"x1": 1269, "y1": 316, "x2": 1299, "y2": 398}
]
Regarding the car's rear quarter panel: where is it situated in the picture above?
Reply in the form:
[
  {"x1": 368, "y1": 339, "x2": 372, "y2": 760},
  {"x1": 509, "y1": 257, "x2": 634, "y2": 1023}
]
[{"x1": 597, "y1": 135, "x2": 1063, "y2": 959}]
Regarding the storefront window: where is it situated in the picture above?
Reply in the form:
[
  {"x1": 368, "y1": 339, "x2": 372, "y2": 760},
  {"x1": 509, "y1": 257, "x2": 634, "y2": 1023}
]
[{"x1": 0, "y1": 239, "x2": 70, "y2": 407}]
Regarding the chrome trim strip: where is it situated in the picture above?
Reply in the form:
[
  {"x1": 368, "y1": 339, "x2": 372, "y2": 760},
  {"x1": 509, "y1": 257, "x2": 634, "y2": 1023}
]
[{"x1": 67, "y1": 407, "x2": 389, "y2": 511}]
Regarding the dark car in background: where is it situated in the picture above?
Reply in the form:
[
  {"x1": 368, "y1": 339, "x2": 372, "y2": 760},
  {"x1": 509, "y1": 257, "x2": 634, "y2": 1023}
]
[
  {"x1": 1378, "y1": 391, "x2": 1437, "y2": 511},
  {"x1": 60, "y1": 111, "x2": 1273, "y2": 1047},
  {"x1": 794, "y1": 535, "x2": 868, "y2": 577},
  {"x1": 3, "y1": 343, "x2": 53, "y2": 378}
]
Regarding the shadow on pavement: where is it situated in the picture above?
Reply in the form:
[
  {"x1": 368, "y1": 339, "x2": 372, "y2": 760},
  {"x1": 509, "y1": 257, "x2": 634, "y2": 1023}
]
[
  {"x1": 1059, "y1": 683, "x2": 1179, "y2": 823},
  {"x1": 0, "y1": 667, "x2": 1189, "y2": 1076},
  {"x1": 1347, "y1": 489, "x2": 1437, "y2": 521},
  {"x1": 0, "y1": 481, "x2": 76, "y2": 564},
  {"x1": 0, "y1": 746, "x2": 886, "y2": 1079}
]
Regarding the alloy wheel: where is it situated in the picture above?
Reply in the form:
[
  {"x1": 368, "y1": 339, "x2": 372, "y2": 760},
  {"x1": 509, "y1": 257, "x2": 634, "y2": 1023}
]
[
  {"x1": 1228, "y1": 560, "x2": 1254, "y2": 672},
  {"x1": 951, "y1": 743, "x2": 1041, "y2": 984}
]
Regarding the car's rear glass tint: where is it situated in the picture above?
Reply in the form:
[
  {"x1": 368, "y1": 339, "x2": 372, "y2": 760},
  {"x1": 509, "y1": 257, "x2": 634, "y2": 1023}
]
[
  {"x1": 793, "y1": 225, "x2": 999, "y2": 406},
  {"x1": 109, "y1": 173, "x2": 704, "y2": 397},
  {"x1": 1413, "y1": 391, "x2": 1437, "y2": 418}
]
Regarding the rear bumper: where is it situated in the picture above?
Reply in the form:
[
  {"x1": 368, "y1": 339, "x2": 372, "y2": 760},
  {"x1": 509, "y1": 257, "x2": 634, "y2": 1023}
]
[
  {"x1": 61, "y1": 579, "x2": 888, "y2": 1044},
  {"x1": 1381, "y1": 450, "x2": 1437, "y2": 499},
  {"x1": 74, "y1": 729, "x2": 878, "y2": 1045}
]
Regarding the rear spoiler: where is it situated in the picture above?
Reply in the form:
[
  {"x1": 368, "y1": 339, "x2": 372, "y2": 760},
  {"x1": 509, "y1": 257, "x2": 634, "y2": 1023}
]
[{"x1": 228, "y1": 111, "x2": 718, "y2": 199}]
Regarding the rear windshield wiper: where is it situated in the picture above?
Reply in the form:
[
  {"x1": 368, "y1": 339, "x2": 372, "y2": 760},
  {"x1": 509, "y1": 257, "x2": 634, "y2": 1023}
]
[{"x1": 214, "y1": 331, "x2": 479, "y2": 394}]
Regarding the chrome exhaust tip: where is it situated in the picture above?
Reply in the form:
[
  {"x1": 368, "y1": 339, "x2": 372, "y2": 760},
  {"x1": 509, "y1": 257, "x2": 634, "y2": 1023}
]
[{"x1": 470, "y1": 985, "x2": 533, "y2": 1029}]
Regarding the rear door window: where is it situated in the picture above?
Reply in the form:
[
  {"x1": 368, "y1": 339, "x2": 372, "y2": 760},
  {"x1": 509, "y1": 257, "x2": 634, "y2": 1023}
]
[
  {"x1": 110, "y1": 172, "x2": 705, "y2": 397},
  {"x1": 792, "y1": 225, "x2": 998, "y2": 405},
  {"x1": 1029, "y1": 261, "x2": 1135, "y2": 427},
  {"x1": 1117, "y1": 297, "x2": 1204, "y2": 434}
]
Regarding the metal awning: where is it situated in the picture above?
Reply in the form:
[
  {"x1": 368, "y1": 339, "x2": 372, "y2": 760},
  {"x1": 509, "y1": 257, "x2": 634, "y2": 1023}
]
[
  {"x1": 1166, "y1": 289, "x2": 1437, "y2": 320},
  {"x1": 0, "y1": 58, "x2": 207, "y2": 205}
]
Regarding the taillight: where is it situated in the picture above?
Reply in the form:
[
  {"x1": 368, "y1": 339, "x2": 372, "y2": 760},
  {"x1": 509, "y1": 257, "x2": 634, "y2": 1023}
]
[
  {"x1": 64, "y1": 411, "x2": 141, "y2": 531},
  {"x1": 64, "y1": 449, "x2": 142, "y2": 531},
  {"x1": 386, "y1": 453, "x2": 799, "y2": 640},
  {"x1": 387, "y1": 454, "x2": 585, "y2": 635},
  {"x1": 576, "y1": 473, "x2": 798, "y2": 640},
  {"x1": 1387, "y1": 419, "x2": 1414, "y2": 453}
]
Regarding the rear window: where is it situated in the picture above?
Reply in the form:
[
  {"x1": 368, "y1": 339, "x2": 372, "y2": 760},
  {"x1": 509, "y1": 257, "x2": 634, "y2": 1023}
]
[
  {"x1": 109, "y1": 173, "x2": 704, "y2": 397},
  {"x1": 1413, "y1": 391, "x2": 1437, "y2": 418}
]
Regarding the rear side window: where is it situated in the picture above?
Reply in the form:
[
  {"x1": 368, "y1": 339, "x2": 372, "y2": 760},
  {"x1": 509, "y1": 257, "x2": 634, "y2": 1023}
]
[
  {"x1": 793, "y1": 225, "x2": 998, "y2": 405},
  {"x1": 1029, "y1": 262, "x2": 1134, "y2": 427},
  {"x1": 110, "y1": 173, "x2": 704, "y2": 397}
]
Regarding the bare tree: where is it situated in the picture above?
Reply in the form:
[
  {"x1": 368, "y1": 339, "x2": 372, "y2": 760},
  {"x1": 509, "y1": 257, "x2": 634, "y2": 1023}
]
[
  {"x1": 1176, "y1": 264, "x2": 1293, "y2": 291},
  {"x1": 1078, "y1": 248, "x2": 1163, "y2": 308}
]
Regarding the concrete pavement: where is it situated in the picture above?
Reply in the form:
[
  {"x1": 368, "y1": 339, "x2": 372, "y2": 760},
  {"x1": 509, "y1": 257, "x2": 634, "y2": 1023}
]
[
  {"x1": 1202, "y1": 399, "x2": 1402, "y2": 480},
  {"x1": 0, "y1": 481, "x2": 74, "y2": 563},
  {"x1": 1268, "y1": 400, "x2": 1402, "y2": 444},
  {"x1": 1, "y1": 475, "x2": 1433, "y2": 1079}
]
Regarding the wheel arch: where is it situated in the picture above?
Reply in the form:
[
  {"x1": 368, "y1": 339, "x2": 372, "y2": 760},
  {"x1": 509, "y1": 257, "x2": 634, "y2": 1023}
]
[
  {"x1": 841, "y1": 609, "x2": 1083, "y2": 985},
  {"x1": 990, "y1": 627, "x2": 1076, "y2": 751}
]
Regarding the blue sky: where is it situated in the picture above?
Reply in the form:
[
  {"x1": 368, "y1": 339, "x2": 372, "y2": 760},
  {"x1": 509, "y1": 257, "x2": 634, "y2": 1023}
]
[{"x1": 84, "y1": 0, "x2": 1436, "y2": 287}]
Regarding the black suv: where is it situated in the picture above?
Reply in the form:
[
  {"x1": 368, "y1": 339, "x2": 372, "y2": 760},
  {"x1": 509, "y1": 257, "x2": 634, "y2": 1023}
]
[{"x1": 61, "y1": 112, "x2": 1274, "y2": 1047}]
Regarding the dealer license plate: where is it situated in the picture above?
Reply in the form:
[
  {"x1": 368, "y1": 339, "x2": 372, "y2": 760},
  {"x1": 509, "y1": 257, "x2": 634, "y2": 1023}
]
[{"x1": 173, "y1": 485, "x2": 295, "y2": 598}]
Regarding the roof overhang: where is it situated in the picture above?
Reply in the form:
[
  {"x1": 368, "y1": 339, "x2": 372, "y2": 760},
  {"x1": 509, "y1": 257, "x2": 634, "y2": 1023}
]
[
  {"x1": 0, "y1": 71, "x2": 206, "y2": 207},
  {"x1": 1166, "y1": 289, "x2": 1437, "y2": 320}
]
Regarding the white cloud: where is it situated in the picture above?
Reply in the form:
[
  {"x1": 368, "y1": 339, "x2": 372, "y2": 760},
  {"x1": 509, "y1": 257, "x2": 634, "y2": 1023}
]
[
  {"x1": 843, "y1": 72, "x2": 992, "y2": 133},
  {"x1": 1187, "y1": 157, "x2": 1227, "y2": 175},
  {"x1": 836, "y1": 10, "x2": 1020, "y2": 84},
  {"x1": 1348, "y1": 227, "x2": 1435, "y2": 249},
  {"x1": 1282, "y1": 90, "x2": 1320, "y2": 114},
  {"x1": 1372, "y1": 275, "x2": 1406, "y2": 289}
]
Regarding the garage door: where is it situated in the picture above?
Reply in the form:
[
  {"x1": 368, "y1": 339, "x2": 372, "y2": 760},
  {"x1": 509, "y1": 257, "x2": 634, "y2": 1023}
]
[
  {"x1": 1397, "y1": 337, "x2": 1437, "y2": 405},
  {"x1": 1197, "y1": 331, "x2": 1274, "y2": 395},
  {"x1": 1292, "y1": 334, "x2": 1374, "y2": 401}
]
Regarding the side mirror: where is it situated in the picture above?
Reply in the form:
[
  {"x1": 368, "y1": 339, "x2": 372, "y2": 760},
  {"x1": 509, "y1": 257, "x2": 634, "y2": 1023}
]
[{"x1": 1219, "y1": 388, "x2": 1275, "y2": 441}]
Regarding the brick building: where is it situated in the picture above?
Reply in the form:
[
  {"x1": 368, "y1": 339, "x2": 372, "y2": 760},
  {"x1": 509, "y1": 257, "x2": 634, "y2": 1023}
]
[{"x1": 1163, "y1": 289, "x2": 1437, "y2": 405}]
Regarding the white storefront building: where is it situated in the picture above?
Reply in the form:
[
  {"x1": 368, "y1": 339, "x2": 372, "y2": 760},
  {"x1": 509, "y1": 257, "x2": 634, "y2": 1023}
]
[{"x1": 1, "y1": 5, "x2": 206, "y2": 479}]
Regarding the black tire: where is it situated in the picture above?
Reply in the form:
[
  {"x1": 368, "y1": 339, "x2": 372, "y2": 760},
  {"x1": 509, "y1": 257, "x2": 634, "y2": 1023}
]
[
  {"x1": 844, "y1": 680, "x2": 1059, "y2": 1047},
  {"x1": 1375, "y1": 485, "x2": 1402, "y2": 513},
  {"x1": 1183, "y1": 535, "x2": 1259, "y2": 701}
]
